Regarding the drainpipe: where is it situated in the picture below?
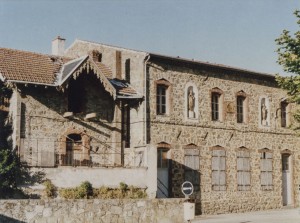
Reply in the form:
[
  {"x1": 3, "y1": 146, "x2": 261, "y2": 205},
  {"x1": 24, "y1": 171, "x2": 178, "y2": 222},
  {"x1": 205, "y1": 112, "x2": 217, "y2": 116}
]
[{"x1": 144, "y1": 54, "x2": 150, "y2": 145}]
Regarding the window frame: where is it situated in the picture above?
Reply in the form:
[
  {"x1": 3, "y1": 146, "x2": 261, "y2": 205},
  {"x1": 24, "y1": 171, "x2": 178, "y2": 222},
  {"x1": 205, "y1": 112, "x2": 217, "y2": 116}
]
[
  {"x1": 155, "y1": 79, "x2": 172, "y2": 116},
  {"x1": 280, "y1": 100, "x2": 290, "y2": 128},
  {"x1": 211, "y1": 88, "x2": 224, "y2": 122}
]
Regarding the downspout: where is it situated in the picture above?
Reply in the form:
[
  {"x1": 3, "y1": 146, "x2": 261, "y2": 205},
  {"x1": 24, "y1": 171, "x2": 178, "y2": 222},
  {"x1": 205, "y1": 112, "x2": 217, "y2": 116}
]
[{"x1": 144, "y1": 54, "x2": 150, "y2": 145}]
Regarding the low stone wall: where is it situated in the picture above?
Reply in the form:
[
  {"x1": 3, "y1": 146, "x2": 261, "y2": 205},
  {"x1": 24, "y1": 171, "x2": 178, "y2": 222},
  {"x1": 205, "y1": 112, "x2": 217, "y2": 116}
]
[{"x1": 0, "y1": 199, "x2": 184, "y2": 223}]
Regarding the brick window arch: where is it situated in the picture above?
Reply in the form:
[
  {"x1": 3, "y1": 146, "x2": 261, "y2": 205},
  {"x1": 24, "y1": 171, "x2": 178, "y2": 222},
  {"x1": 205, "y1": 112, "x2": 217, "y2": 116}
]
[{"x1": 58, "y1": 128, "x2": 91, "y2": 166}]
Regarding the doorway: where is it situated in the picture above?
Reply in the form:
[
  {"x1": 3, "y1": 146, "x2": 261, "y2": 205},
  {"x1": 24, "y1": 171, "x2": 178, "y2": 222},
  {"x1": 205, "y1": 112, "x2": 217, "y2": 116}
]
[
  {"x1": 157, "y1": 147, "x2": 170, "y2": 198},
  {"x1": 282, "y1": 154, "x2": 293, "y2": 206}
]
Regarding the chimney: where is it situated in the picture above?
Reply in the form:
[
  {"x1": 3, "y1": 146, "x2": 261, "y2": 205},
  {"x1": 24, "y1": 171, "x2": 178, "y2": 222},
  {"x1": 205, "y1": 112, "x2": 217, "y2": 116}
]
[
  {"x1": 116, "y1": 50, "x2": 122, "y2": 79},
  {"x1": 52, "y1": 36, "x2": 65, "y2": 56}
]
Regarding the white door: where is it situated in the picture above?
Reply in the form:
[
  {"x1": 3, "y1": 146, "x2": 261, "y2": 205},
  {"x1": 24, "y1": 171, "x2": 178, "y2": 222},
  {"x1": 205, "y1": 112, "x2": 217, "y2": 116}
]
[
  {"x1": 157, "y1": 148, "x2": 169, "y2": 198},
  {"x1": 282, "y1": 154, "x2": 292, "y2": 206}
]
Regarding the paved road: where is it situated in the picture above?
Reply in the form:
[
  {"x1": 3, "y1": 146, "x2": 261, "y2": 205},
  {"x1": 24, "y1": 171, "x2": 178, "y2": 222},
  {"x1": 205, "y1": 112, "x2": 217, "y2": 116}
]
[{"x1": 191, "y1": 208, "x2": 300, "y2": 223}]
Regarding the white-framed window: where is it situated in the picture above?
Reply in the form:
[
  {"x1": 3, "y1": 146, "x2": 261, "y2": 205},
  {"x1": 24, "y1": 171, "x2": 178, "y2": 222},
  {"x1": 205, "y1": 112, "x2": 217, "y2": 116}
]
[
  {"x1": 211, "y1": 147, "x2": 226, "y2": 191},
  {"x1": 237, "y1": 148, "x2": 251, "y2": 191}
]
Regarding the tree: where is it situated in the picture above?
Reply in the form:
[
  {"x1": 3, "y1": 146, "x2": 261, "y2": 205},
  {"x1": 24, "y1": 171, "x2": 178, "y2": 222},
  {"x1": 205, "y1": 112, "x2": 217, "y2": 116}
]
[
  {"x1": 276, "y1": 10, "x2": 300, "y2": 125},
  {"x1": 0, "y1": 148, "x2": 19, "y2": 196}
]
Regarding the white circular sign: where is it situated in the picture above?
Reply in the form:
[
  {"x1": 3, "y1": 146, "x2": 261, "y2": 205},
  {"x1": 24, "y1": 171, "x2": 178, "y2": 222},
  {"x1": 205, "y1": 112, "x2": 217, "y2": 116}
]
[{"x1": 181, "y1": 181, "x2": 194, "y2": 196}]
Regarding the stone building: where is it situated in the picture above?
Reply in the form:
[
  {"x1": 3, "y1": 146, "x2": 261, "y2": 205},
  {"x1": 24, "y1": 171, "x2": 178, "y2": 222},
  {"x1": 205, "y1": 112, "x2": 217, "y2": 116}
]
[{"x1": 0, "y1": 37, "x2": 299, "y2": 214}]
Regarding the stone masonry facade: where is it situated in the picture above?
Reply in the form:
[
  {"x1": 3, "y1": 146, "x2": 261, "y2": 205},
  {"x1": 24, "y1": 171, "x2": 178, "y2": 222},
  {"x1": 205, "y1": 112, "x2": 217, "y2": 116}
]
[{"x1": 148, "y1": 59, "x2": 300, "y2": 214}]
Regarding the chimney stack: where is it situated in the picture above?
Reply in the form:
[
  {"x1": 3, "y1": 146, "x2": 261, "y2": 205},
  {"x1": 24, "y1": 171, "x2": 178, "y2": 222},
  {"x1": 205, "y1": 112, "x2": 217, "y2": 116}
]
[{"x1": 52, "y1": 36, "x2": 65, "y2": 56}]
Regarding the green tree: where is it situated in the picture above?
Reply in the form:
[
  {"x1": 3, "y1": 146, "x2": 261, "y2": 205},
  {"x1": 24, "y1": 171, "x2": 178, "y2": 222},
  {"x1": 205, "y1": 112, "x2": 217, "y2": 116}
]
[
  {"x1": 0, "y1": 148, "x2": 19, "y2": 196},
  {"x1": 276, "y1": 10, "x2": 300, "y2": 125}
]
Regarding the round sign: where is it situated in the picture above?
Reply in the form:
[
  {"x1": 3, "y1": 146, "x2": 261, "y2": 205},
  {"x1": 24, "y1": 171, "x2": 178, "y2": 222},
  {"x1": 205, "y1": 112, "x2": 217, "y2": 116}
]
[{"x1": 181, "y1": 181, "x2": 194, "y2": 196}]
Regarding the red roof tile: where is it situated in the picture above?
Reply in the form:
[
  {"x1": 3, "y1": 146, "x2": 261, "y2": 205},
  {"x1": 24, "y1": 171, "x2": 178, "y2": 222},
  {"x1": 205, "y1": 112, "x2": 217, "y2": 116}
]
[{"x1": 0, "y1": 48, "x2": 68, "y2": 85}]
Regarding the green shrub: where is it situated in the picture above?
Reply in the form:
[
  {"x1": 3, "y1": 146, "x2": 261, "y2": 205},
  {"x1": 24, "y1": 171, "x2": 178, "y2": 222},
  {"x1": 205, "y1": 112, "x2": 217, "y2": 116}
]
[{"x1": 43, "y1": 179, "x2": 56, "y2": 198}]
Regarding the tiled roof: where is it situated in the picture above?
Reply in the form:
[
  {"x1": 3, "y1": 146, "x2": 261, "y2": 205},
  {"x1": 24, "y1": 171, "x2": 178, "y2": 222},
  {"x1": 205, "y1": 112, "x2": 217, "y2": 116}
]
[
  {"x1": 0, "y1": 47, "x2": 141, "y2": 100},
  {"x1": 0, "y1": 48, "x2": 68, "y2": 85},
  {"x1": 94, "y1": 61, "x2": 113, "y2": 79},
  {"x1": 109, "y1": 78, "x2": 141, "y2": 98}
]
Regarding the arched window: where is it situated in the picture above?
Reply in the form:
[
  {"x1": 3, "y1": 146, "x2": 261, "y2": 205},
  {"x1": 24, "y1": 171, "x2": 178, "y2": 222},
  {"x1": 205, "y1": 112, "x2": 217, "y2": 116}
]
[{"x1": 58, "y1": 130, "x2": 90, "y2": 166}]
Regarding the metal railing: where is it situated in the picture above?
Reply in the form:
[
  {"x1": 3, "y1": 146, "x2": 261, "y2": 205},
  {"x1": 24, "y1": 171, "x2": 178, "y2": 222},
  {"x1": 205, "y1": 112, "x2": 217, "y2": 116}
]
[{"x1": 19, "y1": 138, "x2": 146, "y2": 168}]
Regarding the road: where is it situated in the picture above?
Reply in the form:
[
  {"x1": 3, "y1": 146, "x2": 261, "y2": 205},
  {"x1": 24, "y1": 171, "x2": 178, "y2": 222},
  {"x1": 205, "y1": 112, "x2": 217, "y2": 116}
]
[{"x1": 191, "y1": 208, "x2": 300, "y2": 223}]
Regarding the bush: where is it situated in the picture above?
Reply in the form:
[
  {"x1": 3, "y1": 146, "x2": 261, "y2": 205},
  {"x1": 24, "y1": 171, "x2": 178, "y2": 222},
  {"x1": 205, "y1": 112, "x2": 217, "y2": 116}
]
[
  {"x1": 59, "y1": 181, "x2": 147, "y2": 199},
  {"x1": 59, "y1": 181, "x2": 93, "y2": 199},
  {"x1": 43, "y1": 179, "x2": 56, "y2": 198}
]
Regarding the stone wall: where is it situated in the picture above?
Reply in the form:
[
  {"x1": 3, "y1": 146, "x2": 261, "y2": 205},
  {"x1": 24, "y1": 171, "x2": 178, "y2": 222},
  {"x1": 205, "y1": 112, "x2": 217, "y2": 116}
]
[
  {"x1": 148, "y1": 60, "x2": 300, "y2": 214},
  {"x1": 0, "y1": 199, "x2": 184, "y2": 223},
  {"x1": 65, "y1": 40, "x2": 148, "y2": 147}
]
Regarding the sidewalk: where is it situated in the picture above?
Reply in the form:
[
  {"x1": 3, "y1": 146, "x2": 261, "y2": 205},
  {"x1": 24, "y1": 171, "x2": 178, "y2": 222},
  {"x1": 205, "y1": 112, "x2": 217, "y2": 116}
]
[{"x1": 191, "y1": 208, "x2": 300, "y2": 223}]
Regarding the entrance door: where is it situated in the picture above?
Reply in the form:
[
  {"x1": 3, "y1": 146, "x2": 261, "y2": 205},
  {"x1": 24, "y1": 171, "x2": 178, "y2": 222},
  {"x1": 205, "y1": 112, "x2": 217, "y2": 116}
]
[
  {"x1": 157, "y1": 148, "x2": 169, "y2": 198},
  {"x1": 282, "y1": 154, "x2": 292, "y2": 206}
]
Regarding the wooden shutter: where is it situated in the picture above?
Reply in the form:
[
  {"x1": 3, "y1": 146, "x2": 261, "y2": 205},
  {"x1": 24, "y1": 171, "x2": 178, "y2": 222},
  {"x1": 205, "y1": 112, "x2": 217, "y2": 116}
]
[
  {"x1": 184, "y1": 148, "x2": 200, "y2": 190},
  {"x1": 237, "y1": 150, "x2": 250, "y2": 191},
  {"x1": 212, "y1": 149, "x2": 226, "y2": 191},
  {"x1": 261, "y1": 152, "x2": 273, "y2": 190}
]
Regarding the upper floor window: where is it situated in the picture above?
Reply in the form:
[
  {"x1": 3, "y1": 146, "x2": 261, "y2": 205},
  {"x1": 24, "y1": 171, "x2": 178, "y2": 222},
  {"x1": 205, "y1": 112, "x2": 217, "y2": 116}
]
[
  {"x1": 237, "y1": 96, "x2": 245, "y2": 123},
  {"x1": 156, "y1": 79, "x2": 171, "y2": 115},
  {"x1": 280, "y1": 100, "x2": 289, "y2": 127},
  {"x1": 211, "y1": 88, "x2": 223, "y2": 121}
]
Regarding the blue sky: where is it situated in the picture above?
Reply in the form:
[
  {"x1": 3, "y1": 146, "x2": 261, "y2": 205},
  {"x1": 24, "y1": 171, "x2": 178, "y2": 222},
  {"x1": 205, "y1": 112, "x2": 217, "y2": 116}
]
[{"x1": 0, "y1": 0, "x2": 299, "y2": 75}]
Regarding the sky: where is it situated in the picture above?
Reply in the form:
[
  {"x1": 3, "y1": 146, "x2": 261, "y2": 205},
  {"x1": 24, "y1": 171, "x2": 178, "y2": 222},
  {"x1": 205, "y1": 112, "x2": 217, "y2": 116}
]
[{"x1": 0, "y1": 0, "x2": 300, "y2": 76}]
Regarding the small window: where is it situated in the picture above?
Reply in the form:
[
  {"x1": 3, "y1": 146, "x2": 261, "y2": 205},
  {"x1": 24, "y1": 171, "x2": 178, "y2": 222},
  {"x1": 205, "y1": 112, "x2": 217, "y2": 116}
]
[
  {"x1": 282, "y1": 154, "x2": 289, "y2": 171},
  {"x1": 260, "y1": 150, "x2": 273, "y2": 190},
  {"x1": 237, "y1": 149, "x2": 251, "y2": 191},
  {"x1": 211, "y1": 92, "x2": 220, "y2": 121},
  {"x1": 281, "y1": 101, "x2": 288, "y2": 127},
  {"x1": 237, "y1": 96, "x2": 245, "y2": 123},
  {"x1": 211, "y1": 148, "x2": 226, "y2": 191}
]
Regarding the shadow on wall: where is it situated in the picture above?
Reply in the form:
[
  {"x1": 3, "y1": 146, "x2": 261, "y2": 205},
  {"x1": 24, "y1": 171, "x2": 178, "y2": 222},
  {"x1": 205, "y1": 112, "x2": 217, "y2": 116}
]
[
  {"x1": 0, "y1": 214, "x2": 26, "y2": 223},
  {"x1": 165, "y1": 159, "x2": 202, "y2": 216}
]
